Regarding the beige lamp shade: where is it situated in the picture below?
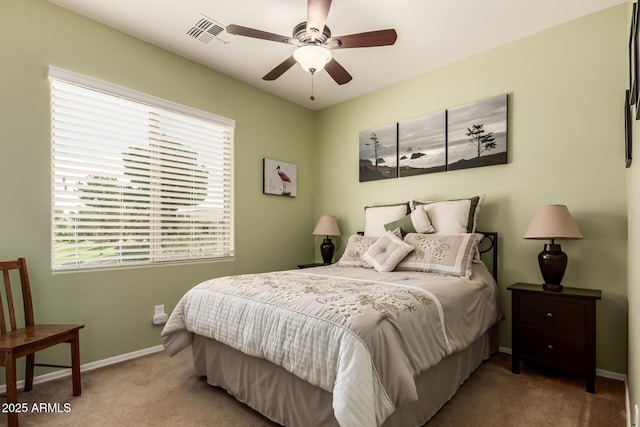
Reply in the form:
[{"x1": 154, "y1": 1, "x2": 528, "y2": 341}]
[
  {"x1": 312, "y1": 215, "x2": 341, "y2": 237},
  {"x1": 523, "y1": 204, "x2": 583, "y2": 240}
]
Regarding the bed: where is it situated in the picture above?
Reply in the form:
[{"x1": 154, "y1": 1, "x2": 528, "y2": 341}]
[{"x1": 161, "y1": 197, "x2": 502, "y2": 427}]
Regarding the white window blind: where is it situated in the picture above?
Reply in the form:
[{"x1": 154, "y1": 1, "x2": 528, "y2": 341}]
[{"x1": 49, "y1": 67, "x2": 234, "y2": 271}]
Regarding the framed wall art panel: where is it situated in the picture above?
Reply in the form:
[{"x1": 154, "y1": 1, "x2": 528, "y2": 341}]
[
  {"x1": 359, "y1": 123, "x2": 398, "y2": 182},
  {"x1": 447, "y1": 94, "x2": 508, "y2": 171},
  {"x1": 630, "y1": 2, "x2": 637, "y2": 107},
  {"x1": 263, "y1": 158, "x2": 297, "y2": 197},
  {"x1": 626, "y1": 90, "x2": 633, "y2": 168},
  {"x1": 398, "y1": 110, "x2": 446, "y2": 177}
]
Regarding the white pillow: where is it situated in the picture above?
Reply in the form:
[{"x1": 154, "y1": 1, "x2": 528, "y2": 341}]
[
  {"x1": 411, "y1": 195, "x2": 484, "y2": 234},
  {"x1": 362, "y1": 231, "x2": 414, "y2": 272},
  {"x1": 364, "y1": 204, "x2": 409, "y2": 237},
  {"x1": 395, "y1": 233, "x2": 482, "y2": 277}
]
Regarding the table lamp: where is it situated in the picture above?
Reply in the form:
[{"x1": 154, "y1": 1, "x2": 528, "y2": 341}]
[
  {"x1": 312, "y1": 215, "x2": 341, "y2": 264},
  {"x1": 523, "y1": 204, "x2": 582, "y2": 291}
]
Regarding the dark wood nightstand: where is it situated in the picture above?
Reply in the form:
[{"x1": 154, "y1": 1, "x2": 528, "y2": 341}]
[{"x1": 508, "y1": 282, "x2": 601, "y2": 393}]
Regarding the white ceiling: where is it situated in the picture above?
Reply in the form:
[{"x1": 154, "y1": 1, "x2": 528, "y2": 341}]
[{"x1": 48, "y1": 0, "x2": 624, "y2": 110}]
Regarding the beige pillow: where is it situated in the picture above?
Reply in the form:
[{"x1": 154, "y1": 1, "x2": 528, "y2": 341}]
[
  {"x1": 395, "y1": 233, "x2": 482, "y2": 277},
  {"x1": 362, "y1": 231, "x2": 414, "y2": 272},
  {"x1": 338, "y1": 229, "x2": 402, "y2": 268}
]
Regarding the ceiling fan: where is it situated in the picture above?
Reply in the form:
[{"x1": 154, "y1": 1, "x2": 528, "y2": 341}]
[{"x1": 226, "y1": 0, "x2": 397, "y2": 86}]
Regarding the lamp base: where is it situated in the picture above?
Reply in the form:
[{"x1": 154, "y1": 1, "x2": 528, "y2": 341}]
[
  {"x1": 538, "y1": 243, "x2": 567, "y2": 291},
  {"x1": 543, "y1": 283, "x2": 564, "y2": 292},
  {"x1": 320, "y1": 237, "x2": 335, "y2": 265}
]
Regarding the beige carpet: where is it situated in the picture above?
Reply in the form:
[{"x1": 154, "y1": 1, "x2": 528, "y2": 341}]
[{"x1": 8, "y1": 349, "x2": 625, "y2": 426}]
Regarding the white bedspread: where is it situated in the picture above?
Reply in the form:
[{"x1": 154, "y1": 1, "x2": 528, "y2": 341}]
[{"x1": 161, "y1": 263, "x2": 500, "y2": 427}]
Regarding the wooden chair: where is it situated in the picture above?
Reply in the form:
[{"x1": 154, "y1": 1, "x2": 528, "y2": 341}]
[{"x1": 0, "y1": 258, "x2": 84, "y2": 427}]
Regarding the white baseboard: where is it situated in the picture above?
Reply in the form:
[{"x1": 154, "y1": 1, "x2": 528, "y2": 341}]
[
  {"x1": 0, "y1": 344, "x2": 165, "y2": 393},
  {"x1": 626, "y1": 380, "x2": 631, "y2": 427},
  {"x1": 497, "y1": 347, "x2": 627, "y2": 381},
  {"x1": 597, "y1": 368, "x2": 627, "y2": 382}
]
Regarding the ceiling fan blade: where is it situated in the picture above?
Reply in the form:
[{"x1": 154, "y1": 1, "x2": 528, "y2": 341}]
[
  {"x1": 226, "y1": 24, "x2": 298, "y2": 45},
  {"x1": 306, "y1": 0, "x2": 332, "y2": 40},
  {"x1": 263, "y1": 56, "x2": 298, "y2": 81},
  {"x1": 327, "y1": 29, "x2": 398, "y2": 49},
  {"x1": 324, "y1": 59, "x2": 352, "y2": 85}
]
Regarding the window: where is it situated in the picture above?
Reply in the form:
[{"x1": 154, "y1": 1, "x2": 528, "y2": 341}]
[{"x1": 49, "y1": 67, "x2": 234, "y2": 271}]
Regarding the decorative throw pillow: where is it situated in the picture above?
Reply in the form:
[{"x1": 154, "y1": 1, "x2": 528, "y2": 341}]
[
  {"x1": 410, "y1": 195, "x2": 484, "y2": 234},
  {"x1": 338, "y1": 229, "x2": 402, "y2": 268},
  {"x1": 395, "y1": 233, "x2": 483, "y2": 277},
  {"x1": 384, "y1": 207, "x2": 435, "y2": 236},
  {"x1": 362, "y1": 231, "x2": 414, "y2": 272},
  {"x1": 364, "y1": 203, "x2": 410, "y2": 237}
]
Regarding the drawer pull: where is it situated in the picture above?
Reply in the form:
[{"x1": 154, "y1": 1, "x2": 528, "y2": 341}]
[
  {"x1": 546, "y1": 312, "x2": 554, "y2": 318},
  {"x1": 547, "y1": 344, "x2": 554, "y2": 351}
]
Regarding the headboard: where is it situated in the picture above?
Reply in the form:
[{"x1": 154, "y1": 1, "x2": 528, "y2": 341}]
[{"x1": 476, "y1": 231, "x2": 498, "y2": 282}]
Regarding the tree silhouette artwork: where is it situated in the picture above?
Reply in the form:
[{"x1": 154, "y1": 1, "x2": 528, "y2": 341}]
[
  {"x1": 366, "y1": 132, "x2": 381, "y2": 170},
  {"x1": 466, "y1": 123, "x2": 496, "y2": 158}
]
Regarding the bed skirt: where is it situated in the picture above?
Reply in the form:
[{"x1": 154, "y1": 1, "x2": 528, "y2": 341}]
[{"x1": 191, "y1": 325, "x2": 498, "y2": 427}]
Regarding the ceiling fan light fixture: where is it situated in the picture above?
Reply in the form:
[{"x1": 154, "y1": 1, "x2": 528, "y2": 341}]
[{"x1": 293, "y1": 45, "x2": 332, "y2": 73}]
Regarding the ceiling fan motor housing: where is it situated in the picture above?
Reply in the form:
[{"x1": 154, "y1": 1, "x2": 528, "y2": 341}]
[{"x1": 293, "y1": 22, "x2": 331, "y2": 45}]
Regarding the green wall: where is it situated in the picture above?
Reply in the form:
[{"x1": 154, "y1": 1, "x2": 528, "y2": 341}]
[
  {"x1": 314, "y1": 5, "x2": 628, "y2": 373},
  {"x1": 0, "y1": 0, "x2": 315, "y2": 367},
  {"x1": 0, "y1": 0, "x2": 630, "y2": 382}
]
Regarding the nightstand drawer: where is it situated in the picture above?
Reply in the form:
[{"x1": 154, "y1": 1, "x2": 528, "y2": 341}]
[
  {"x1": 517, "y1": 296, "x2": 586, "y2": 336},
  {"x1": 519, "y1": 327, "x2": 586, "y2": 371}
]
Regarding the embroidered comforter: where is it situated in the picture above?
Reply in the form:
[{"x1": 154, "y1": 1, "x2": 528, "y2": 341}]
[{"x1": 161, "y1": 263, "x2": 500, "y2": 427}]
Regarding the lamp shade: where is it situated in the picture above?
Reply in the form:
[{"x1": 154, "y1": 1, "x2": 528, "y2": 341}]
[
  {"x1": 293, "y1": 45, "x2": 333, "y2": 72},
  {"x1": 523, "y1": 204, "x2": 582, "y2": 240},
  {"x1": 313, "y1": 215, "x2": 341, "y2": 237}
]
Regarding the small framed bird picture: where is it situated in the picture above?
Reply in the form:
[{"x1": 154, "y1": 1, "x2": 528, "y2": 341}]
[{"x1": 263, "y1": 158, "x2": 297, "y2": 197}]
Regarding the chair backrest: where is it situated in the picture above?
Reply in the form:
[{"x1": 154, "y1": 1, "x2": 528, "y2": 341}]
[{"x1": 0, "y1": 258, "x2": 35, "y2": 333}]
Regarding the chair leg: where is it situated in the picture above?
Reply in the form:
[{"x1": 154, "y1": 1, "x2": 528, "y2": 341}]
[
  {"x1": 5, "y1": 350, "x2": 19, "y2": 427},
  {"x1": 70, "y1": 332, "x2": 81, "y2": 396},
  {"x1": 24, "y1": 353, "x2": 35, "y2": 392}
]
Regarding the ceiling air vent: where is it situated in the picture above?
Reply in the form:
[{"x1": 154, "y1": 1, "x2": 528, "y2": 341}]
[{"x1": 186, "y1": 15, "x2": 233, "y2": 48}]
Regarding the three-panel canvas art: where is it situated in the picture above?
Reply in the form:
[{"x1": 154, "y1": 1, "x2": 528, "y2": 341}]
[{"x1": 359, "y1": 94, "x2": 508, "y2": 182}]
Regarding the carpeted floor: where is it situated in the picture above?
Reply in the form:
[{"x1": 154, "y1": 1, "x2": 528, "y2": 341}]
[{"x1": 8, "y1": 349, "x2": 625, "y2": 426}]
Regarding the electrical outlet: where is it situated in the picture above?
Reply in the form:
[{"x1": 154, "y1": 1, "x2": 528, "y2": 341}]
[{"x1": 154, "y1": 304, "x2": 165, "y2": 316}]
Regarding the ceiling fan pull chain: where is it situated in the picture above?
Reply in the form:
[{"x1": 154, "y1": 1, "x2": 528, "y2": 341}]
[{"x1": 310, "y1": 68, "x2": 316, "y2": 101}]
